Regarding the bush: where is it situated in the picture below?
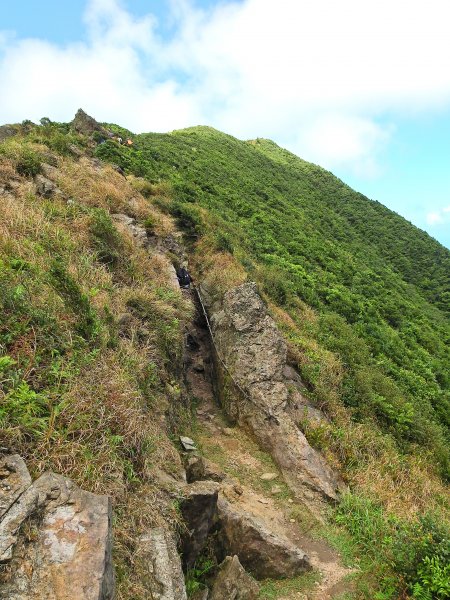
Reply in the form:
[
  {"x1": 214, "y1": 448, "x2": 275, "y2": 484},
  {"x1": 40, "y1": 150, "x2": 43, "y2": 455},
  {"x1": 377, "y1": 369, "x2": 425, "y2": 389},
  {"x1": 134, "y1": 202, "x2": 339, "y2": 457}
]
[
  {"x1": 89, "y1": 208, "x2": 123, "y2": 268},
  {"x1": 49, "y1": 260, "x2": 99, "y2": 340}
]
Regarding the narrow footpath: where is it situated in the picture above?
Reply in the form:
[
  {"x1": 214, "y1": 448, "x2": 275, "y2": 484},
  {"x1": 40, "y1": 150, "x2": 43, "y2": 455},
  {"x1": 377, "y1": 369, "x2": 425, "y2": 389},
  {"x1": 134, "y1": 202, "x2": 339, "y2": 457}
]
[{"x1": 182, "y1": 289, "x2": 354, "y2": 600}]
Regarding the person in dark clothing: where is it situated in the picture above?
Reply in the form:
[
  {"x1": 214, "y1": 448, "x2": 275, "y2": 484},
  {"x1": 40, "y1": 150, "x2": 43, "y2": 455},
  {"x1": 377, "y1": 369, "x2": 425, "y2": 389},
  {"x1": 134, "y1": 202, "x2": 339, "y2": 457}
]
[{"x1": 176, "y1": 266, "x2": 192, "y2": 289}]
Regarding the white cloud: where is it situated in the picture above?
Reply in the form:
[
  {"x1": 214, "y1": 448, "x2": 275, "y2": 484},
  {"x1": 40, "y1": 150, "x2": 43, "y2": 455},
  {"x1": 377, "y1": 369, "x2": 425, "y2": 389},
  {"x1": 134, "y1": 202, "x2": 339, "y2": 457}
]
[
  {"x1": 1, "y1": 0, "x2": 450, "y2": 174},
  {"x1": 426, "y1": 205, "x2": 450, "y2": 226},
  {"x1": 426, "y1": 212, "x2": 444, "y2": 225}
]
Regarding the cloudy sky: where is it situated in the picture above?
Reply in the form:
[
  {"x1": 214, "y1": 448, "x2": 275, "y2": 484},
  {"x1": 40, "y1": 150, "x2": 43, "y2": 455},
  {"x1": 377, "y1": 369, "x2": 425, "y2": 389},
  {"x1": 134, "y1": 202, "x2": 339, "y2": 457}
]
[{"x1": 1, "y1": 0, "x2": 450, "y2": 248}]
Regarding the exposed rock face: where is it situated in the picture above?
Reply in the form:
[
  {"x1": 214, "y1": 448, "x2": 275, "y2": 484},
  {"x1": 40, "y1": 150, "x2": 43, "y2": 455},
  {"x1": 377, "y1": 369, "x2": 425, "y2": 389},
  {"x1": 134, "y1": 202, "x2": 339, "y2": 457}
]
[
  {"x1": 180, "y1": 481, "x2": 219, "y2": 569},
  {"x1": 0, "y1": 125, "x2": 18, "y2": 142},
  {"x1": 210, "y1": 555, "x2": 259, "y2": 600},
  {"x1": 0, "y1": 458, "x2": 114, "y2": 599},
  {"x1": 185, "y1": 456, "x2": 226, "y2": 484},
  {"x1": 112, "y1": 213, "x2": 149, "y2": 247},
  {"x1": 0, "y1": 455, "x2": 31, "y2": 520},
  {"x1": 136, "y1": 528, "x2": 187, "y2": 600},
  {"x1": 217, "y1": 497, "x2": 311, "y2": 580},
  {"x1": 34, "y1": 174, "x2": 60, "y2": 198},
  {"x1": 71, "y1": 108, "x2": 107, "y2": 136},
  {"x1": 201, "y1": 282, "x2": 343, "y2": 504}
]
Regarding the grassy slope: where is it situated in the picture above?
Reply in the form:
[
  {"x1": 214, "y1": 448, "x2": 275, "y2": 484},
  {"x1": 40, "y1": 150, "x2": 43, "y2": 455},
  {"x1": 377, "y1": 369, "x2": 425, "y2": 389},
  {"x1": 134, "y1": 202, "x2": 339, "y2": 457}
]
[
  {"x1": 0, "y1": 130, "x2": 194, "y2": 598},
  {"x1": 1, "y1": 120, "x2": 448, "y2": 600}
]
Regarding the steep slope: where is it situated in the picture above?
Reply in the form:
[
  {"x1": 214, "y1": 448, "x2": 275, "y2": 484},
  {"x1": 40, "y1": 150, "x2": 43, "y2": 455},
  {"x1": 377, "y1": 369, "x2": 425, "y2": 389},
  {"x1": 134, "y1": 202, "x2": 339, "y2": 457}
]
[
  {"x1": 95, "y1": 124, "x2": 450, "y2": 477},
  {"x1": 0, "y1": 115, "x2": 448, "y2": 600}
]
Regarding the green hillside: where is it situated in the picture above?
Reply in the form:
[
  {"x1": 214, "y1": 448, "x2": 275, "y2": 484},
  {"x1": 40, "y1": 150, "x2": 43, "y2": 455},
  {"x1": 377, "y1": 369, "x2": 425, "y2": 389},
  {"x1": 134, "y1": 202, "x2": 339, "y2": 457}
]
[
  {"x1": 1, "y1": 116, "x2": 448, "y2": 600},
  {"x1": 95, "y1": 125, "x2": 450, "y2": 479}
]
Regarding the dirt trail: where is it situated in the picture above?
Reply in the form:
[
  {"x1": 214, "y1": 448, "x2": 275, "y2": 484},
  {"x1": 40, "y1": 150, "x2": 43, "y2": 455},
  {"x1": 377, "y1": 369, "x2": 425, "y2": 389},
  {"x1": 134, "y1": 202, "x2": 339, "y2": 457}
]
[{"x1": 183, "y1": 289, "x2": 353, "y2": 600}]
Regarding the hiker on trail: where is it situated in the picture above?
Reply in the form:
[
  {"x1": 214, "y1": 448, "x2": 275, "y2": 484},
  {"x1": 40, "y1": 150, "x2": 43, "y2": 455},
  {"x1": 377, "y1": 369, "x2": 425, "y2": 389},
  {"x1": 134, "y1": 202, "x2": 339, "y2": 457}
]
[{"x1": 177, "y1": 266, "x2": 192, "y2": 289}]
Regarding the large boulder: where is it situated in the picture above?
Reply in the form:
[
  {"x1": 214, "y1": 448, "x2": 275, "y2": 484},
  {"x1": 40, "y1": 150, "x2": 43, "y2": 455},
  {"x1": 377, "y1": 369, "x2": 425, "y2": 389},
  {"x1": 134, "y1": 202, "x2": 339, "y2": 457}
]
[
  {"x1": 210, "y1": 555, "x2": 259, "y2": 600},
  {"x1": 217, "y1": 497, "x2": 311, "y2": 580},
  {"x1": 180, "y1": 481, "x2": 219, "y2": 569},
  {"x1": 0, "y1": 458, "x2": 114, "y2": 599},
  {"x1": 136, "y1": 528, "x2": 187, "y2": 600},
  {"x1": 201, "y1": 282, "x2": 343, "y2": 504}
]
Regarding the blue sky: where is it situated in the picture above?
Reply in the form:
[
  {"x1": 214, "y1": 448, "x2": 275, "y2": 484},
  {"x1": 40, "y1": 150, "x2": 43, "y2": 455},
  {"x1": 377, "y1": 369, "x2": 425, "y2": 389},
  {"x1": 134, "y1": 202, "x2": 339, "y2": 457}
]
[{"x1": 1, "y1": 0, "x2": 449, "y2": 248}]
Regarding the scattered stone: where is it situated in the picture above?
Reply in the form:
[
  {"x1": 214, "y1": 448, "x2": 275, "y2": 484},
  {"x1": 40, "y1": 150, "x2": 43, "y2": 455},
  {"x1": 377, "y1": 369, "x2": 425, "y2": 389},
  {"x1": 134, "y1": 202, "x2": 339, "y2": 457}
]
[
  {"x1": 290, "y1": 519, "x2": 296, "y2": 523},
  {"x1": 217, "y1": 497, "x2": 311, "y2": 579},
  {"x1": 210, "y1": 555, "x2": 259, "y2": 600},
  {"x1": 179, "y1": 436, "x2": 197, "y2": 451},
  {"x1": 233, "y1": 484, "x2": 243, "y2": 496},
  {"x1": 288, "y1": 498, "x2": 294, "y2": 504},
  {"x1": 271, "y1": 485, "x2": 282, "y2": 495},
  {"x1": 222, "y1": 428, "x2": 234, "y2": 436},
  {"x1": 260, "y1": 473, "x2": 278, "y2": 481},
  {"x1": 258, "y1": 499, "x2": 269, "y2": 505},
  {"x1": 0, "y1": 462, "x2": 114, "y2": 599},
  {"x1": 136, "y1": 528, "x2": 187, "y2": 600},
  {"x1": 180, "y1": 481, "x2": 220, "y2": 569}
]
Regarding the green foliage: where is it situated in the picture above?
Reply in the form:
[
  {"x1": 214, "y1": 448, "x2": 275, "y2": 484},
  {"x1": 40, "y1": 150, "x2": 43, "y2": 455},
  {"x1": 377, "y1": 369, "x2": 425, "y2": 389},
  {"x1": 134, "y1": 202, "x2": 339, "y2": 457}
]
[
  {"x1": 185, "y1": 556, "x2": 215, "y2": 597},
  {"x1": 49, "y1": 260, "x2": 99, "y2": 340},
  {"x1": 89, "y1": 208, "x2": 123, "y2": 268},
  {"x1": 0, "y1": 140, "x2": 42, "y2": 176},
  {"x1": 335, "y1": 493, "x2": 450, "y2": 599}
]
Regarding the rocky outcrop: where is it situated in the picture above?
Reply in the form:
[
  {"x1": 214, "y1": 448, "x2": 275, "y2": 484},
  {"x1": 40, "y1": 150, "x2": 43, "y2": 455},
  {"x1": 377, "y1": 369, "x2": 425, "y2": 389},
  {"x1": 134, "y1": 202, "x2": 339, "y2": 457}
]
[
  {"x1": 71, "y1": 109, "x2": 108, "y2": 136},
  {"x1": 185, "y1": 456, "x2": 226, "y2": 484},
  {"x1": 210, "y1": 555, "x2": 259, "y2": 600},
  {"x1": 201, "y1": 282, "x2": 343, "y2": 503},
  {"x1": 136, "y1": 528, "x2": 187, "y2": 600},
  {"x1": 34, "y1": 174, "x2": 60, "y2": 198},
  {"x1": 0, "y1": 125, "x2": 19, "y2": 142},
  {"x1": 180, "y1": 481, "x2": 219, "y2": 569},
  {"x1": 217, "y1": 497, "x2": 311, "y2": 579},
  {"x1": 0, "y1": 457, "x2": 114, "y2": 599}
]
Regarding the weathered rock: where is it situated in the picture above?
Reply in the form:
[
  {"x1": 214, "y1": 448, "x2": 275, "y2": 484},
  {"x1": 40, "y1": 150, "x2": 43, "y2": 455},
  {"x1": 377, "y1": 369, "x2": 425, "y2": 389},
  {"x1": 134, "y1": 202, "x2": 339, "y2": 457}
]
[
  {"x1": 260, "y1": 473, "x2": 277, "y2": 481},
  {"x1": 180, "y1": 481, "x2": 219, "y2": 569},
  {"x1": 71, "y1": 108, "x2": 107, "y2": 136},
  {"x1": 112, "y1": 213, "x2": 149, "y2": 247},
  {"x1": 179, "y1": 436, "x2": 197, "y2": 451},
  {"x1": 210, "y1": 555, "x2": 259, "y2": 600},
  {"x1": 0, "y1": 125, "x2": 18, "y2": 142},
  {"x1": 0, "y1": 463, "x2": 114, "y2": 599},
  {"x1": 136, "y1": 528, "x2": 187, "y2": 600},
  {"x1": 185, "y1": 456, "x2": 226, "y2": 484},
  {"x1": 202, "y1": 281, "x2": 344, "y2": 503},
  {"x1": 191, "y1": 590, "x2": 209, "y2": 600},
  {"x1": 35, "y1": 174, "x2": 59, "y2": 198},
  {"x1": 217, "y1": 497, "x2": 311, "y2": 580},
  {"x1": 0, "y1": 455, "x2": 31, "y2": 520}
]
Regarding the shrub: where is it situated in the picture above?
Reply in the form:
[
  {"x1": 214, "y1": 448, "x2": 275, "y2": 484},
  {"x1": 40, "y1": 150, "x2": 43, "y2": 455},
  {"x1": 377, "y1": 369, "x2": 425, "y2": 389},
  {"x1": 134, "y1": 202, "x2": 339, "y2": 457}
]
[
  {"x1": 89, "y1": 208, "x2": 123, "y2": 268},
  {"x1": 49, "y1": 260, "x2": 99, "y2": 340}
]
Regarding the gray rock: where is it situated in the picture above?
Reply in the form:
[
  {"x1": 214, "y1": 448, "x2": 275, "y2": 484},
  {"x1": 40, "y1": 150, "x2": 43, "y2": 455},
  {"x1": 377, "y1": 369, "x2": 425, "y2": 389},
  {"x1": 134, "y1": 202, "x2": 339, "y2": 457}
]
[
  {"x1": 34, "y1": 174, "x2": 59, "y2": 198},
  {"x1": 0, "y1": 455, "x2": 31, "y2": 520},
  {"x1": 0, "y1": 125, "x2": 18, "y2": 143},
  {"x1": 217, "y1": 497, "x2": 311, "y2": 580},
  {"x1": 179, "y1": 436, "x2": 197, "y2": 451},
  {"x1": 112, "y1": 213, "x2": 149, "y2": 247},
  {"x1": 180, "y1": 481, "x2": 219, "y2": 569},
  {"x1": 210, "y1": 555, "x2": 259, "y2": 600},
  {"x1": 0, "y1": 464, "x2": 114, "y2": 599},
  {"x1": 136, "y1": 528, "x2": 187, "y2": 600},
  {"x1": 185, "y1": 456, "x2": 225, "y2": 484},
  {"x1": 71, "y1": 109, "x2": 106, "y2": 136},
  {"x1": 202, "y1": 282, "x2": 343, "y2": 503}
]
